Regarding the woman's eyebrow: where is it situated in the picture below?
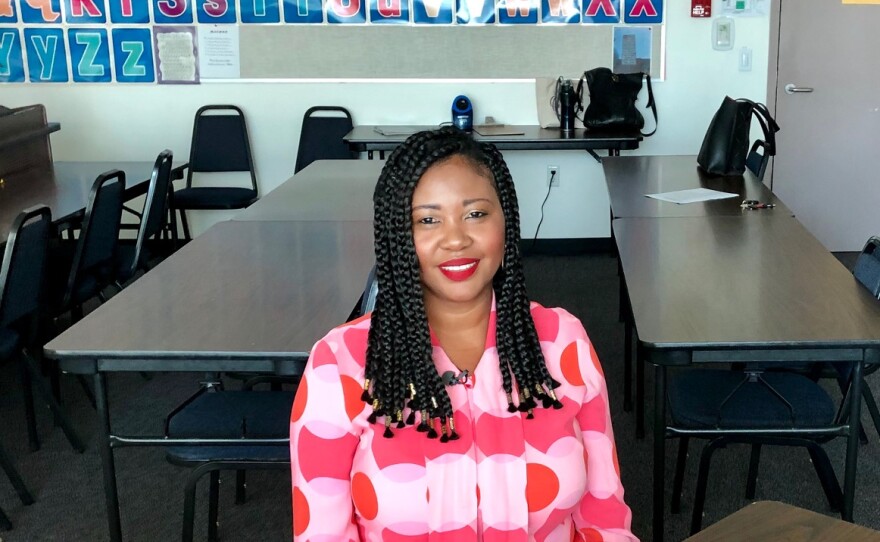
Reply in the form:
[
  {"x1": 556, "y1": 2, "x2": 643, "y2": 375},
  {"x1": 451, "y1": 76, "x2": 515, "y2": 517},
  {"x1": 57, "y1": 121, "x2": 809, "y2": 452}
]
[
  {"x1": 412, "y1": 198, "x2": 493, "y2": 211},
  {"x1": 412, "y1": 203, "x2": 441, "y2": 211}
]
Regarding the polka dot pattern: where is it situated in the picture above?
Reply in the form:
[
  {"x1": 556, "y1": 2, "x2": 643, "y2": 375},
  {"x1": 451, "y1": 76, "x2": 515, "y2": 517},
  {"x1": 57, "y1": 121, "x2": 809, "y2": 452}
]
[{"x1": 289, "y1": 303, "x2": 636, "y2": 541}]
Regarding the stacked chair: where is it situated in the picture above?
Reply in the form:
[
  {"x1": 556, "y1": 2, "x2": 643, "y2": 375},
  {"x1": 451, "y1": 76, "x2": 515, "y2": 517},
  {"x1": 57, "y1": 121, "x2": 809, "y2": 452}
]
[{"x1": 0, "y1": 206, "x2": 85, "y2": 530}]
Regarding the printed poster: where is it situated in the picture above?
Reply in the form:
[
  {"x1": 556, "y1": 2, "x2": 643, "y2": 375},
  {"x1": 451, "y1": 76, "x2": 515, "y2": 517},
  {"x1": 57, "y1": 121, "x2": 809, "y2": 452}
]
[
  {"x1": 612, "y1": 25, "x2": 650, "y2": 74},
  {"x1": 154, "y1": 25, "x2": 198, "y2": 83},
  {"x1": 197, "y1": 24, "x2": 239, "y2": 78}
]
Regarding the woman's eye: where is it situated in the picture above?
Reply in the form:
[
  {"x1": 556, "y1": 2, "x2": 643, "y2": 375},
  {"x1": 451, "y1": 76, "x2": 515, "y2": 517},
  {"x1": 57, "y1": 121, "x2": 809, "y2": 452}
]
[
  {"x1": 417, "y1": 217, "x2": 438, "y2": 225},
  {"x1": 467, "y1": 211, "x2": 488, "y2": 219}
]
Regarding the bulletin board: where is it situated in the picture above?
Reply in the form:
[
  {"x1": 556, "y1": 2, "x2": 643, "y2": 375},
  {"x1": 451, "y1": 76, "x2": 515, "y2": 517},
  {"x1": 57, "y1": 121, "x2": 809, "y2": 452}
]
[
  {"x1": 0, "y1": 0, "x2": 665, "y2": 83},
  {"x1": 240, "y1": 24, "x2": 663, "y2": 79}
]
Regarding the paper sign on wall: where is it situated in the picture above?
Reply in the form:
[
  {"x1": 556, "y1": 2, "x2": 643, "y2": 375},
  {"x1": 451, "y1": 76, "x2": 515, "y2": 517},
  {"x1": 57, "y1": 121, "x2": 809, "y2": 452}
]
[
  {"x1": 197, "y1": 24, "x2": 238, "y2": 78},
  {"x1": 154, "y1": 25, "x2": 198, "y2": 83}
]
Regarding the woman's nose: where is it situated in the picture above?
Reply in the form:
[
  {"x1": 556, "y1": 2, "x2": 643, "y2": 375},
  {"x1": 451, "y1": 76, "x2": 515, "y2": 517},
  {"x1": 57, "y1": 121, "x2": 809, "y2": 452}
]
[{"x1": 440, "y1": 221, "x2": 471, "y2": 249}]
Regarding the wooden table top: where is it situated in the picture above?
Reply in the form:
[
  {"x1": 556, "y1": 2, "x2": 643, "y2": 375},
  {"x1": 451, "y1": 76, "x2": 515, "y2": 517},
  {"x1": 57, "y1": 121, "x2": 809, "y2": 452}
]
[
  {"x1": 0, "y1": 161, "x2": 180, "y2": 239},
  {"x1": 234, "y1": 159, "x2": 382, "y2": 222},
  {"x1": 345, "y1": 125, "x2": 642, "y2": 152},
  {"x1": 603, "y1": 155, "x2": 791, "y2": 218},
  {"x1": 613, "y1": 216, "x2": 880, "y2": 353},
  {"x1": 44, "y1": 219, "x2": 375, "y2": 373},
  {"x1": 684, "y1": 501, "x2": 880, "y2": 541}
]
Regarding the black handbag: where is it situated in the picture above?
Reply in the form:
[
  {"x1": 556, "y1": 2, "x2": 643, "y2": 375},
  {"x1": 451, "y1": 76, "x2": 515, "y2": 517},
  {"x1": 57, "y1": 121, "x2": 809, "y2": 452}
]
[
  {"x1": 697, "y1": 96, "x2": 780, "y2": 176},
  {"x1": 577, "y1": 67, "x2": 657, "y2": 136}
]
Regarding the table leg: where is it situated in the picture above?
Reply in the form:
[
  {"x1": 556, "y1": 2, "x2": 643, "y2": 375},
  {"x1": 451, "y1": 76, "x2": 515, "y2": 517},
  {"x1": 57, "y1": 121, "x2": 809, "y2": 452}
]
[
  {"x1": 843, "y1": 356, "x2": 864, "y2": 522},
  {"x1": 653, "y1": 364, "x2": 667, "y2": 542},
  {"x1": 636, "y1": 343, "x2": 645, "y2": 439},
  {"x1": 94, "y1": 372, "x2": 122, "y2": 542},
  {"x1": 623, "y1": 319, "x2": 632, "y2": 412}
]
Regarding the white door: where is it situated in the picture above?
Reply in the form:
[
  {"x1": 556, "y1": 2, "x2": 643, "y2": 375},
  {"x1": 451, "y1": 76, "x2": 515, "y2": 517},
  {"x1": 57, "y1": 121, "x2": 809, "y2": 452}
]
[{"x1": 772, "y1": 0, "x2": 880, "y2": 251}]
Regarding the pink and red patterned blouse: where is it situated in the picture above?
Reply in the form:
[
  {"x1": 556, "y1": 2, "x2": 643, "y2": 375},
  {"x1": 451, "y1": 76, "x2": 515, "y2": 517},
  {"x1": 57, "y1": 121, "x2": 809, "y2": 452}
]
[{"x1": 289, "y1": 301, "x2": 637, "y2": 542}]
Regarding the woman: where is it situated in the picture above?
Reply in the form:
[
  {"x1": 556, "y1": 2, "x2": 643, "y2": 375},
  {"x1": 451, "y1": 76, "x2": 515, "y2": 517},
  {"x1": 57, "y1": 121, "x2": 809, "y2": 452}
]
[{"x1": 290, "y1": 127, "x2": 636, "y2": 542}]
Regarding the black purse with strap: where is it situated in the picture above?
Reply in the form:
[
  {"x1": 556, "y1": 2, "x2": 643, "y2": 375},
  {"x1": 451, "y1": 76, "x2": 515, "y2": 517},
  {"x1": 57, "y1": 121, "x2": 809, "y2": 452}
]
[
  {"x1": 697, "y1": 96, "x2": 780, "y2": 176},
  {"x1": 576, "y1": 67, "x2": 658, "y2": 136}
]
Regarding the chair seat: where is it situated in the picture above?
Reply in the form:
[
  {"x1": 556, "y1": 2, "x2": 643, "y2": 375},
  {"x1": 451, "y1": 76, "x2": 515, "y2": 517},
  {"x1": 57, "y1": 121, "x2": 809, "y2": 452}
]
[
  {"x1": 173, "y1": 187, "x2": 258, "y2": 210},
  {"x1": 167, "y1": 390, "x2": 296, "y2": 439},
  {"x1": 0, "y1": 327, "x2": 20, "y2": 360},
  {"x1": 668, "y1": 369, "x2": 836, "y2": 429},
  {"x1": 166, "y1": 444, "x2": 289, "y2": 465}
]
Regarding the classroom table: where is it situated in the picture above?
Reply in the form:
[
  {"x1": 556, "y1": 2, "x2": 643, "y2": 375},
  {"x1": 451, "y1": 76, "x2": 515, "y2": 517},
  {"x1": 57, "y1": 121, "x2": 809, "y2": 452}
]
[
  {"x1": 604, "y1": 155, "x2": 795, "y2": 418},
  {"x1": 344, "y1": 125, "x2": 642, "y2": 160},
  {"x1": 0, "y1": 161, "x2": 185, "y2": 239},
  {"x1": 233, "y1": 159, "x2": 382, "y2": 222},
  {"x1": 603, "y1": 155, "x2": 790, "y2": 219},
  {"x1": 683, "y1": 500, "x2": 880, "y2": 541},
  {"x1": 44, "y1": 219, "x2": 375, "y2": 542},
  {"x1": 613, "y1": 216, "x2": 880, "y2": 542}
]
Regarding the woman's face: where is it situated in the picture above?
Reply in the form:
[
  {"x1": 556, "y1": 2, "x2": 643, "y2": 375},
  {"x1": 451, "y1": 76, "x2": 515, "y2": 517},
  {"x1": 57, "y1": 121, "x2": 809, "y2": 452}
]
[{"x1": 411, "y1": 155, "x2": 506, "y2": 311}]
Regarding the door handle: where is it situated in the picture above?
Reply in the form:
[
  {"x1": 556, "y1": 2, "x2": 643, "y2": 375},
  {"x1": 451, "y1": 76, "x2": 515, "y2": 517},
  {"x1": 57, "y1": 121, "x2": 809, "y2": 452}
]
[{"x1": 785, "y1": 83, "x2": 814, "y2": 94}]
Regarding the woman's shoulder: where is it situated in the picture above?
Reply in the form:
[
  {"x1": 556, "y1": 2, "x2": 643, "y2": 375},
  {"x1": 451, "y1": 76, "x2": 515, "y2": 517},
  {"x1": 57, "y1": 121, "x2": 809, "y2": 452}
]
[
  {"x1": 309, "y1": 313, "x2": 373, "y2": 375},
  {"x1": 529, "y1": 301, "x2": 589, "y2": 344}
]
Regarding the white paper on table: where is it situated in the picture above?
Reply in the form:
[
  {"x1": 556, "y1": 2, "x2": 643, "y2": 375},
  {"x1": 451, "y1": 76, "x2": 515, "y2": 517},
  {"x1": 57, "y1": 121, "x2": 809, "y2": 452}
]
[{"x1": 645, "y1": 188, "x2": 740, "y2": 205}]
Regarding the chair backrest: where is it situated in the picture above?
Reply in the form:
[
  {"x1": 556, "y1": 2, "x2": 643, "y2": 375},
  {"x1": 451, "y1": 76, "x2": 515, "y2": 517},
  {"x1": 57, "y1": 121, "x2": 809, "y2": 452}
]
[
  {"x1": 63, "y1": 170, "x2": 125, "y2": 307},
  {"x1": 359, "y1": 264, "x2": 379, "y2": 316},
  {"x1": 186, "y1": 105, "x2": 257, "y2": 191},
  {"x1": 0, "y1": 205, "x2": 52, "y2": 329},
  {"x1": 854, "y1": 236, "x2": 880, "y2": 298},
  {"x1": 745, "y1": 139, "x2": 770, "y2": 182},
  {"x1": 294, "y1": 106, "x2": 357, "y2": 174},
  {"x1": 130, "y1": 150, "x2": 173, "y2": 277}
]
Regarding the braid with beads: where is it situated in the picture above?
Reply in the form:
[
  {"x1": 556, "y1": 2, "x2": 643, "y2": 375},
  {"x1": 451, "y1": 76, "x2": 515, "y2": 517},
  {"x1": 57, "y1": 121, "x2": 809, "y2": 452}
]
[{"x1": 363, "y1": 127, "x2": 562, "y2": 440}]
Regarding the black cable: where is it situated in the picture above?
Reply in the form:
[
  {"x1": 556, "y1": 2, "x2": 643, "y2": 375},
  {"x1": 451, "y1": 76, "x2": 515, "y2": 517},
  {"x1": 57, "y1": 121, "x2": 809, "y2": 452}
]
[{"x1": 530, "y1": 170, "x2": 555, "y2": 253}]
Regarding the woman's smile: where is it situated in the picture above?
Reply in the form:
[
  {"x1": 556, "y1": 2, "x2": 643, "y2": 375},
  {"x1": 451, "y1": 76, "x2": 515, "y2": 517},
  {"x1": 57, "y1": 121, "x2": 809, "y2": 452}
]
[{"x1": 439, "y1": 258, "x2": 480, "y2": 281}]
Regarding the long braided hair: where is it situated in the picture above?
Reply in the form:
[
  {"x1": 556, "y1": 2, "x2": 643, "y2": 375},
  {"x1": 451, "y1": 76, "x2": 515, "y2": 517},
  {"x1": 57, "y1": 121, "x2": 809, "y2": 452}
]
[{"x1": 363, "y1": 127, "x2": 562, "y2": 441}]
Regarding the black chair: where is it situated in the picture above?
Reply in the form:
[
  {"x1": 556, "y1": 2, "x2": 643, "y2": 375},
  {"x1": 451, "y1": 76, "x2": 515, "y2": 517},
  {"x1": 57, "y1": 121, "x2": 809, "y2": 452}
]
[
  {"x1": 173, "y1": 105, "x2": 258, "y2": 240},
  {"x1": 745, "y1": 139, "x2": 770, "y2": 182},
  {"x1": 164, "y1": 379, "x2": 296, "y2": 542},
  {"x1": 667, "y1": 366, "x2": 846, "y2": 534},
  {"x1": 116, "y1": 150, "x2": 177, "y2": 287},
  {"x1": 294, "y1": 106, "x2": 357, "y2": 174},
  {"x1": 163, "y1": 265, "x2": 376, "y2": 541},
  {"x1": 829, "y1": 237, "x2": 880, "y2": 440},
  {"x1": 0, "y1": 207, "x2": 85, "y2": 454},
  {"x1": 49, "y1": 170, "x2": 125, "y2": 321}
]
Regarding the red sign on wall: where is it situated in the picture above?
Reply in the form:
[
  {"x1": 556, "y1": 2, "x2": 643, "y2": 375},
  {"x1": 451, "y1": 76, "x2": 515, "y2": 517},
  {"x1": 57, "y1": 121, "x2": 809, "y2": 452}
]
[{"x1": 691, "y1": 0, "x2": 710, "y2": 17}]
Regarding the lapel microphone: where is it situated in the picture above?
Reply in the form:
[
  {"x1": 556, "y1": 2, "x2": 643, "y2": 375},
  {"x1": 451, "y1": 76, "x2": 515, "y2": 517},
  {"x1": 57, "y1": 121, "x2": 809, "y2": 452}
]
[{"x1": 441, "y1": 370, "x2": 472, "y2": 387}]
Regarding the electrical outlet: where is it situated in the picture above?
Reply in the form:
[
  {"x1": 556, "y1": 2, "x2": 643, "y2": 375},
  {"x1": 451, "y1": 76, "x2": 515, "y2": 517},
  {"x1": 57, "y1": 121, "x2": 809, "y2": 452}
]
[{"x1": 547, "y1": 166, "x2": 560, "y2": 187}]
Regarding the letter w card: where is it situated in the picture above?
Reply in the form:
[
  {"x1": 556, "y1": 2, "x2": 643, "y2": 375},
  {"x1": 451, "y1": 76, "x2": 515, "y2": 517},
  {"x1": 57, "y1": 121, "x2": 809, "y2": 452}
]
[
  {"x1": 112, "y1": 27, "x2": 153, "y2": 82},
  {"x1": 0, "y1": 28, "x2": 25, "y2": 82},
  {"x1": 68, "y1": 28, "x2": 110, "y2": 81}
]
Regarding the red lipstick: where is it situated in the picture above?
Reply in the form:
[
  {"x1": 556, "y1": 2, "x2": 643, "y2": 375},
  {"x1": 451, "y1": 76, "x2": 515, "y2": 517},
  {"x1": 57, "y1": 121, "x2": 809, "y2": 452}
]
[{"x1": 438, "y1": 258, "x2": 479, "y2": 281}]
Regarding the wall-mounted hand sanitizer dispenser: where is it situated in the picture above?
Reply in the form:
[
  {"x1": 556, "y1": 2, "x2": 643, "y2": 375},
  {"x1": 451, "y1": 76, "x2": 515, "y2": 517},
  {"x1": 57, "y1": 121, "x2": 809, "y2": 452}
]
[{"x1": 713, "y1": 17, "x2": 734, "y2": 51}]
